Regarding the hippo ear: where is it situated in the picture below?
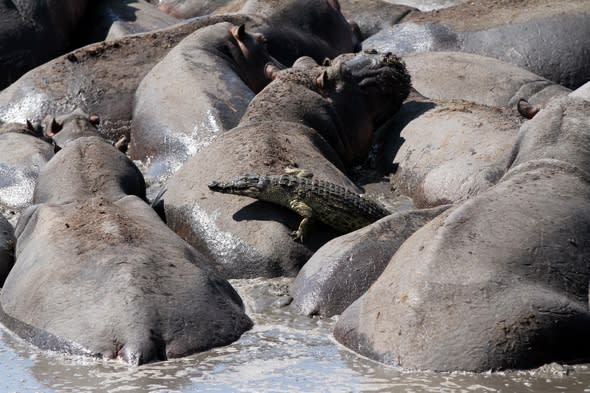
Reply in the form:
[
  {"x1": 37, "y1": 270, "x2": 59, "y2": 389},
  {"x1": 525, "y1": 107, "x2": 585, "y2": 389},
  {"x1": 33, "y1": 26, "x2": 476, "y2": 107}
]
[
  {"x1": 89, "y1": 115, "x2": 100, "y2": 125},
  {"x1": 316, "y1": 71, "x2": 328, "y2": 90},
  {"x1": 231, "y1": 24, "x2": 246, "y2": 41},
  {"x1": 26, "y1": 120, "x2": 35, "y2": 132},
  {"x1": 322, "y1": 58, "x2": 332, "y2": 66},
  {"x1": 48, "y1": 118, "x2": 62, "y2": 136}
]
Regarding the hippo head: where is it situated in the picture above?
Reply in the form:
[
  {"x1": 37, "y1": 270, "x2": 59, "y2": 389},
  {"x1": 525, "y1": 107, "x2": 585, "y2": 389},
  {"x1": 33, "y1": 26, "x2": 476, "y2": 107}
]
[
  {"x1": 230, "y1": 24, "x2": 284, "y2": 94},
  {"x1": 311, "y1": 52, "x2": 411, "y2": 164},
  {"x1": 334, "y1": 51, "x2": 412, "y2": 128},
  {"x1": 42, "y1": 109, "x2": 102, "y2": 151},
  {"x1": 240, "y1": 51, "x2": 410, "y2": 167}
]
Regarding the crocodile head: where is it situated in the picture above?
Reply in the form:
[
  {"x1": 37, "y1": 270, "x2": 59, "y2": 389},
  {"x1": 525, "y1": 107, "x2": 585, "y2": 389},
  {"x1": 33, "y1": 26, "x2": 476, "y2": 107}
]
[{"x1": 208, "y1": 176, "x2": 270, "y2": 198}]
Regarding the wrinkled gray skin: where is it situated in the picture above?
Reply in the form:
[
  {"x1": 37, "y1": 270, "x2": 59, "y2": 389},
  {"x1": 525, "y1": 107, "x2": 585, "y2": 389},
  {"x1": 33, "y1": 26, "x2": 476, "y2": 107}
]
[
  {"x1": 78, "y1": 0, "x2": 179, "y2": 43},
  {"x1": 0, "y1": 214, "x2": 15, "y2": 287},
  {"x1": 0, "y1": 122, "x2": 54, "y2": 213},
  {"x1": 403, "y1": 51, "x2": 571, "y2": 108},
  {"x1": 130, "y1": 22, "x2": 281, "y2": 180},
  {"x1": 164, "y1": 53, "x2": 410, "y2": 278},
  {"x1": 335, "y1": 94, "x2": 590, "y2": 371},
  {"x1": 156, "y1": 0, "x2": 235, "y2": 18},
  {"x1": 386, "y1": 95, "x2": 523, "y2": 208},
  {"x1": 338, "y1": 0, "x2": 417, "y2": 39},
  {"x1": 242, "y1": 0, "x2": 361, "y2": 66},
  {"x1": 570, "y1": 82, "x2": 590, "y2": 102},
  {"x1": 291, "y1": 205, "x2": 450, "y2": 317},
  {"x1": 0, "y1": 0, "x2": 90, "y2": 89},
  {"x1": 364, "y1": 0, "x2": 590, "y2": 89},
  {"x1": 0, "y1": 14, "x2": 252, "y2": 141},
  {"x1": 154, "y1": 0, "x2": 361, "y2": 66},
  {"x1": 0, "y1": 113, "x2": 252, "y2": 365}
]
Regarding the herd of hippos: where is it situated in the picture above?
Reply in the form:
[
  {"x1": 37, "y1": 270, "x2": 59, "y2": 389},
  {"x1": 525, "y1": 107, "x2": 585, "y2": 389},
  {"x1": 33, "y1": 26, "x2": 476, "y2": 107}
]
[{"x1": 0, "y1": 0, "x2": 589, "y2": 372}]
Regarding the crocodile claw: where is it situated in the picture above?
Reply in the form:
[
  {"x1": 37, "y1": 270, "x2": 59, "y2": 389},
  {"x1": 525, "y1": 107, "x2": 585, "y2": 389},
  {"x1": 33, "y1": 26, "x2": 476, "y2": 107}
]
[{"x1": 290, "y1": 229, "x2": 304, "y2": 242}]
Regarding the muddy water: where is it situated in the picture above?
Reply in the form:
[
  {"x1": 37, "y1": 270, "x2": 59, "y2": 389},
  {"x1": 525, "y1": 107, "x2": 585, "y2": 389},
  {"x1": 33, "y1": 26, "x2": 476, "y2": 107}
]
[
  {"x1": 384, "y1": 0, "x2": 469, "y2": 11},
  {"x1": 1, "y1": 1, "x2": 587, "y2": 392},
  {"x1": 1, "y1": 278, "x2": 589, "y2": 393}
]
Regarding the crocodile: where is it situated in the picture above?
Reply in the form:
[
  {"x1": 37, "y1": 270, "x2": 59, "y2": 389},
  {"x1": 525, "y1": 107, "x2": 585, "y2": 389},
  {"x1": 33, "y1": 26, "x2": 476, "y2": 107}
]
[{"x1": 208, "y1": 172, "x2": 391, "y2": 241}]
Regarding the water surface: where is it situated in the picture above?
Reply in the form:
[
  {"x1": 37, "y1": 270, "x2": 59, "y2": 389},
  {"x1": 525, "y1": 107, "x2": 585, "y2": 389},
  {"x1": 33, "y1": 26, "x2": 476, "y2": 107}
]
[{"x1": 1, "y1": 278, "x2": 590, "y2": 393}]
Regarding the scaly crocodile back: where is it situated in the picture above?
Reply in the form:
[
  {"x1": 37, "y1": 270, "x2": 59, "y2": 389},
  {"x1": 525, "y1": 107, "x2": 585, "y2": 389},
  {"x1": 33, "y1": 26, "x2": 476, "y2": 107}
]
[{"x1": 208, "y1": 174, "x2": 390, "y2": 233}]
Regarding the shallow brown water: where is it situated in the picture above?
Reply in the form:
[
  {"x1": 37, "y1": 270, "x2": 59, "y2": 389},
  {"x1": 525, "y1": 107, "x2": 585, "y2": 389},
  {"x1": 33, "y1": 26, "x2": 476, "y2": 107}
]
[{"x1": 1, "y1": 278, "x2": 590, "y2": 393}]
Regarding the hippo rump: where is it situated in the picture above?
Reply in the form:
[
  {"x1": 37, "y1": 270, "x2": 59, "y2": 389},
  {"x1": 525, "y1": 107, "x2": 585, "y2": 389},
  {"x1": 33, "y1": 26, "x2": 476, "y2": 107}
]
[
  {"x1": 402, "y1": 51, "x2": 571, "y2": 109},
  {"x1": 78, "y1": 0, "x2": 179, "y2": 42},
  {"x1": 0, "y1": 112, "x2": 252, "y2": 365},
  {"x1": 163, "y1": 52, "x2": 411, "y2": 278},
  {"x1": 0, "y1": 0, "x2": 91, "y2": 89},
  {"x1": 291, "y1": 204, "x2": 450, "y2": 317},
  {"x1": 363, "y1": 0, "x2": 590, "y2": 89},
  {"x1": 130, "y1": 22, "x2": 281, "y2": 180},
  {"x1": 0, "y1": 214, "x2": 15, "y2": 287},
  {"x1": 156, "y1": 0, "x2": 236, "y2": 18},
  {"x1": 387, "y1": 95, "x2": 523, "y2": 208},
  {"x1": 334, "y1": 93, "x2": 590, "y2": 371},
  {"x1": 0, "y1": 121, "x2": 54, "y2": 214},
  {"x1": 337, "y1": 0, "x2": 417, "y2": 39}
]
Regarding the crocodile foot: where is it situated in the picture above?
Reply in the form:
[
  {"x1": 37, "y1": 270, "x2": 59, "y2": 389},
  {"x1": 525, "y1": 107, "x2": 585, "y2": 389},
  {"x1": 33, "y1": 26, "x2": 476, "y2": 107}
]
[{"x1": 284, "y1": 167, "x2": 313, "y2": 178}]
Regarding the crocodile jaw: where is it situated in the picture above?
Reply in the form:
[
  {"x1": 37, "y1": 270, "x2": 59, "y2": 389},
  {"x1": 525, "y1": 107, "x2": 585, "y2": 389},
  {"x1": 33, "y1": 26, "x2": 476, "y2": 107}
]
[{"x1": 208, "y1": 176, "x2": 266, "y2": 198}]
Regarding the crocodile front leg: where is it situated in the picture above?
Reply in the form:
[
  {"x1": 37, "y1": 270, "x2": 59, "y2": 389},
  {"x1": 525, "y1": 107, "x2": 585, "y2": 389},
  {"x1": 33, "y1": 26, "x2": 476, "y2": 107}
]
[
  {"x1": 284, "y1": 167, "x2": 313, "y2": 178},
  {"x1": 289, "y1": 199, "x2": 313, "y2": 242}
]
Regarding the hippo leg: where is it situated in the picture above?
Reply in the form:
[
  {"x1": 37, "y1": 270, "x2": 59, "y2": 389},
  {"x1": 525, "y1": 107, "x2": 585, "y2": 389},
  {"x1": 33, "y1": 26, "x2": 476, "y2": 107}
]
[{"x1": 289, "y1": 199, "x2": 314, "y2": 241}]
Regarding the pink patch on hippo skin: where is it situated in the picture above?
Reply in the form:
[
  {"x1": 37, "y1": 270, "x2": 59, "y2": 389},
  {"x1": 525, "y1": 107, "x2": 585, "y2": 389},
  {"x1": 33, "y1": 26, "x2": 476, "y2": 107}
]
[{"x1": 158, "y1": 3, "x2": 181, "y2": 18}]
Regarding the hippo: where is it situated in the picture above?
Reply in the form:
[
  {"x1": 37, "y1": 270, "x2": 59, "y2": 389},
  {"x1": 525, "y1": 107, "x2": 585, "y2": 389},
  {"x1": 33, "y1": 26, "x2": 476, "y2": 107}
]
[
  {"x1": 130, "y1": 22, "x2": 282, "y2": 180},
  {"x1": 337, "y1": 0, "x2": 417, "y2": 39},
  {"x1": 363, "y1": 0, "x2": 590, "y2": 89},
  {"x1": 0, "y1": 0, "x2": 91, "y2": 89},
  {"x1": 163, "y1": 52, "x2": 411, "y2": 278},
  {"x1": 0, "y1": 214, "x2": 15, "y2": 287},
  {"x1": 401, "y1": 51, "x2": 571, "y2": 109},
  {"x1": 0, "y1": 14, "x2": 254, "y2": 141},
  {"x1": 156, "y1": 0, "x2": 236, "y2": 18},
  {"x1": 291, "y1": 51, "x2": 573, "y2": 318},
  {"x1": 41, "y1": 109, "x2": 103, "y2": 151},
  {"x1": 334, "y1": 93, "x2": 590, "y2": 371},
  {"x1": 0, "y1": 121, "x2": 54, "y2": 215},
  {"x1": 291, "y1": 205, "x2": 450, "y2": 317},
  {"x1": 155, "y1": 0, "x2": 360, "y2": 65},
  {"x1": 387, "y1": 95, "x2": 524, "y2": 208},
  {"x1": 240, "y1": 0, "x2": 361, "y2": 66},
  {"x1": 0, "y1": 111, "x2": 252, "y2": 365},
  {"x1": 78, "y1": 0, "x2": 179, "y2": 43}
]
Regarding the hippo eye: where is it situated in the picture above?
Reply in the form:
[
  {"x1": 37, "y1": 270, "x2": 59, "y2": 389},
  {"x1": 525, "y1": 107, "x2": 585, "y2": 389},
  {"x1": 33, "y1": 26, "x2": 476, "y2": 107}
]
[{"x1": 257, "y1": 34, "x2": 267, "y2": 46}]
